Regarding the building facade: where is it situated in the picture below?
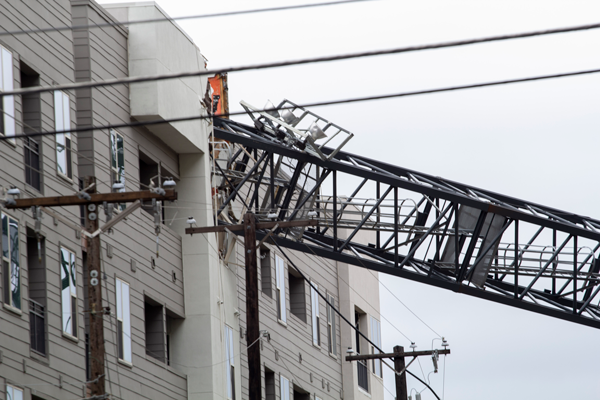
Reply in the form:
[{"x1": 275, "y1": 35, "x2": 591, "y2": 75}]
[{"x1": 0, "y1": 1, "x2": 384, "y2": 400}]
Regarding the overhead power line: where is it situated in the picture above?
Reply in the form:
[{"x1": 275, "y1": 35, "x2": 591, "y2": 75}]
[
  {"x1": 1, "y1": 66, "x2": 598, "y2": 142},
  {"x1": 0, "y1": 0, "x2": 375, "y2": 37},
  {"x1": 270, "y1": 238, "x2": 441, "y2": 400},
  {"x1": 2, "y1": 21, "x2": 600, "y2": 98}
]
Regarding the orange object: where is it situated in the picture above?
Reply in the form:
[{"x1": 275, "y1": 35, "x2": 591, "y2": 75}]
[{"x1": 208, "y1": 73, "x2": 229, "y2": 117}]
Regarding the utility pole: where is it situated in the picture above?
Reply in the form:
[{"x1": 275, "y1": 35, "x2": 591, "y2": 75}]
[
  {"x1": 186, "y1": 215, "x2": 317, "y2": 400},
  {"x1": 85, "y1": 176, "x2": 105, "y2": 397},
  {"x1": 7, "y1": 178, "x2": 177, "y2": 397},
  {"x1": 346, "y1": 346, "x2": 450, "y2": 400},
  {"x1": 244, "y1": 213, "x2": 260, "y2": 400}
]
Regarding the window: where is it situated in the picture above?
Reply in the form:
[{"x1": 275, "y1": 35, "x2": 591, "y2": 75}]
[
  {"x1": 2, "y1": 212, "x2": 20, "y2": 309},
  {"x1": 0, "y1": 45, "x2": 15, "y2": 139},
  {"x1": 6, "y1": 385, "x2": 23, "y2": 400},
  {"x1": 21, "y1": 62, "x2": 42, "y2": 191},
  {"x1": 280, "y1": 375, "x2": 290, "y2": 400},
  {"x1": 28, "y1": 231, "x2": 46, "y2": 355},
  {"x1": 293, "y1": 385, "x2": 309, "y2": 400},
  {"x1": 110, "y1": 129, "x2": 125, "y2": 210},
  {"x1": 311, "y1": 283, "x2": 320, "y2": 346},
  {"x1": 289, "y1": 270, "x2": 306, "y2": 323},
  {"x1": 144, "y1": 297, "x2": 165, "y2": 362},
  {"x1": 54, "y1": 90, "x2": 72, "y2": 178},
  {"x1": 327, "y1": 293, "x2": 337, "y2": 356},
  {"x1": 355, "y1": 310, "x2": 369, "y2": 392},
  {"x1": 370, "y1": 316, "x2": 382, "y2": 378},
  {"x1": 24, "y1": 137, "x2": 41, "y2": 190},
  {"x1": 225, "y1": 325, "x2": 235, "y2": 399},
  {"x1": 275, "y1": 254, "x2": 286, "y2": 323},
  {"x1": 116, "y1": 278, "x2": 132, "y2": 363},
  {"x1": 60, "y1": 247, "x2": 77, "y2": 337},
  {"x1": 265, "y1": 368, "x2": 275, "y2": 400},
  {"x1": 260, "y1": 247, "x2": 272, "y2": 297}
]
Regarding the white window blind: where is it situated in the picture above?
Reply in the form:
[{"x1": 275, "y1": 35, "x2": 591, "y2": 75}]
[
  {"x1": 116, "y1": 278, "x2": 132, "y2": 363},
  {"x1": 275, "y1": 254, "x2": 286, "y2": 323},
  {"x1": 280, "y1": 375, "x2": 290, "y2": 400},
  {"x1": 0, "y1": 46, "x2": 15, "y2": 139},
  {"x1": 311, "y1": 283, "x2": 320, "y2": 346},
  {"x1": 54, "y1": 90, "x2": 72, "y2": 178},
  {"x1": 370, "y1": 316, "x2": 382, "y2": 377},
  {"x1": 225, "y1": 325, "x2": 235, "y2": 399}
]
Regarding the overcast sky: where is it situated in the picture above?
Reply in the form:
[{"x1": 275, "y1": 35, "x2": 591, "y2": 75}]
[{"x1": 98, "y1": 0, "x2": 600, "y2": 398}]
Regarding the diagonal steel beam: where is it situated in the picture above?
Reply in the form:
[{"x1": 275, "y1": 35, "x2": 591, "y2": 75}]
[
  {"x1": 338, "y1": 185, "x2": 393, "y2": 252},
  {"x1": 277, "y1": 160, "x2": 307, "y2": 221},
  {"x1": 457, "y1": 210, "x2": 488, "y2": 282},
  {"x1": 288, "y1": 169, "x2": 332, "y2": 221},
  {"x1": 217, "y1": 151, "x2": 268, "y2": 217},
  {"x1": 519, "y1": 235, "x2": 573, "y2": 300},
  {"x1": 395, "y1": 203, "x2": 453, "y2": 270},
  {"x1": 321, "y1": 177, "x2": 369, "y2": 236}
]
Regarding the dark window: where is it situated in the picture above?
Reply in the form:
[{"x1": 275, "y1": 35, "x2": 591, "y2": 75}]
[
  {"x1": 24, "y1": 137, "x2": 41, "y2": 190},
  {"x1": 166, "y1": 311, "x2": 181, "y2": 367},
  {"x1": 21, "y1": 62, "x2": 42, "y2": 191},
  {"x1": 144, "y1": 297, "x2": 165, "y2": 362},
  {"x1": 355, "y1": 310, "x2": 369, "y2": 392},
  {"x1": 260, "y1": 247, "x2": 272, "y2": 297},
  {"x1": 265, "y1": 368, "x2": 276, "y2": 400},
  {"x1": 27, "y1": 230, "x2": 46, "y2": 355},
  {"x1": 293, "y1": 385, "x2": 310, "y2": 400},
  {"x1": 289, "y1": 270, "x2": 306, "y2": 323}
]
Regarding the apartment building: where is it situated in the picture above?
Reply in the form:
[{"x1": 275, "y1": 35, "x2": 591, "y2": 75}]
[{"x1": 0, "y1": 1, "x2": 385, "y2": 399}]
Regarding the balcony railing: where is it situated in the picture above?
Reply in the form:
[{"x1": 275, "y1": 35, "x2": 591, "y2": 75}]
[{"x1": 29, "y1": 299, "x2": 46, "y2": 355}]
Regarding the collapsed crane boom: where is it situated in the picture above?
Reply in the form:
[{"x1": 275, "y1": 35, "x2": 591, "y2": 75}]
[{"x1": 211, "y1": 115, "x2": 600, "y2": 329}]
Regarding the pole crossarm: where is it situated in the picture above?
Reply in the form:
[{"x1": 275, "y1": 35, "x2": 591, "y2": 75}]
[
  {"x1": 6, "y1": 189, "x2": 177, "y2": 209},
  {"x1": 207, "y1": 117, "x2": 600, "y2": 329},
  {"x1": 346, "y1": 348, "x2": 450, "y2": 361}
]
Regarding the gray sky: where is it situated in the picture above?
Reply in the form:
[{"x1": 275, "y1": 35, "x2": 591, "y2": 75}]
[{"x1": 99, "y1": 0, "x2": 600, "y2": 398}]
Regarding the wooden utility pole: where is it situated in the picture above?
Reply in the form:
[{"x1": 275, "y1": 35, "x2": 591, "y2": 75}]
[
  {"x1": 394, "y1": 345, "x2": 408, "y2": 400},
  {"x1": 7, "y1": 178, "x2": 177, "y2": 397},
  {"x1": 185, "y1": 216, "x2": 317, "y2": 400},
  {"x1": 85, "y1": 176, "x2": 105, "y2": 397},
  {"x1": 244, "y1": 213, "x2": 261, "y2": 400},
  {"x1": 346, "y1": 347, "x2": 450, "y2": 400}
]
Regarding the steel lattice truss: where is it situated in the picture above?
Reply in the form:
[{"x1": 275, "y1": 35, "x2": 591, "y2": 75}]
[{"x1": 212, "y1": 116, "x2": 600, "y2": 329}]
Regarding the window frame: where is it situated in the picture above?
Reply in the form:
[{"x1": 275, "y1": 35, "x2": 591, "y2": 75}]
[
  {"x1": 370, "y1": 316, "x2": 382, "y2": 378},
  {"x1": 275, "y1": 254, "x2": 286, "y2": 324},
  {"x1": 60, "y1": 246, "x2": 77, "y2": 338},
  {"x1": 311, "y1": 282, "x2": 320, "y2": 347},
  {"x1": 225, "y1": 324, "x2": 235, "y2": 400},
  {"x1": 327, "y1": 293, "x2": 337, "y2": 356},
  {"x1": 0, "y1": 45, "x2": 15, "y2": 141},
  {"x1": 6, "y1": 384, "x2": 24, "y2": 400},
  {"x1": 116, "y1": 277, "x2": 132, "y2": 364},
  {"x1": 54, "y1": 90, "x2": 72, "y2": 179},
  {"x1": 110, "y1": 129, "x2": 126, "y2": 210},
  {"x1": 2, "y1": 212, "x2": 21, "y2": 310}
]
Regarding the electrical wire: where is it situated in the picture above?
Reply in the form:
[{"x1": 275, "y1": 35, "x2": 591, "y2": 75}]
[
  {"x1": 270, "y1": 237, "x2": 441, "y2": 400},
  {"x1": 298, "y1": 239, "x2": 414, "y2": 342},
  {"x1": 3, "y1": 66, "x2": 600, "y2": 143},
  {"x1": 0, "y1": 0, "x2": 375, "y2": 37},
  {"x1": 3, "y1": 20, "x2": 600, "y2": 99}
]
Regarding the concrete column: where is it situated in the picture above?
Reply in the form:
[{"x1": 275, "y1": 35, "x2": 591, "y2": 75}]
[{"x1": 169, "y1": 152, "x2": 224, "y2": 400}]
